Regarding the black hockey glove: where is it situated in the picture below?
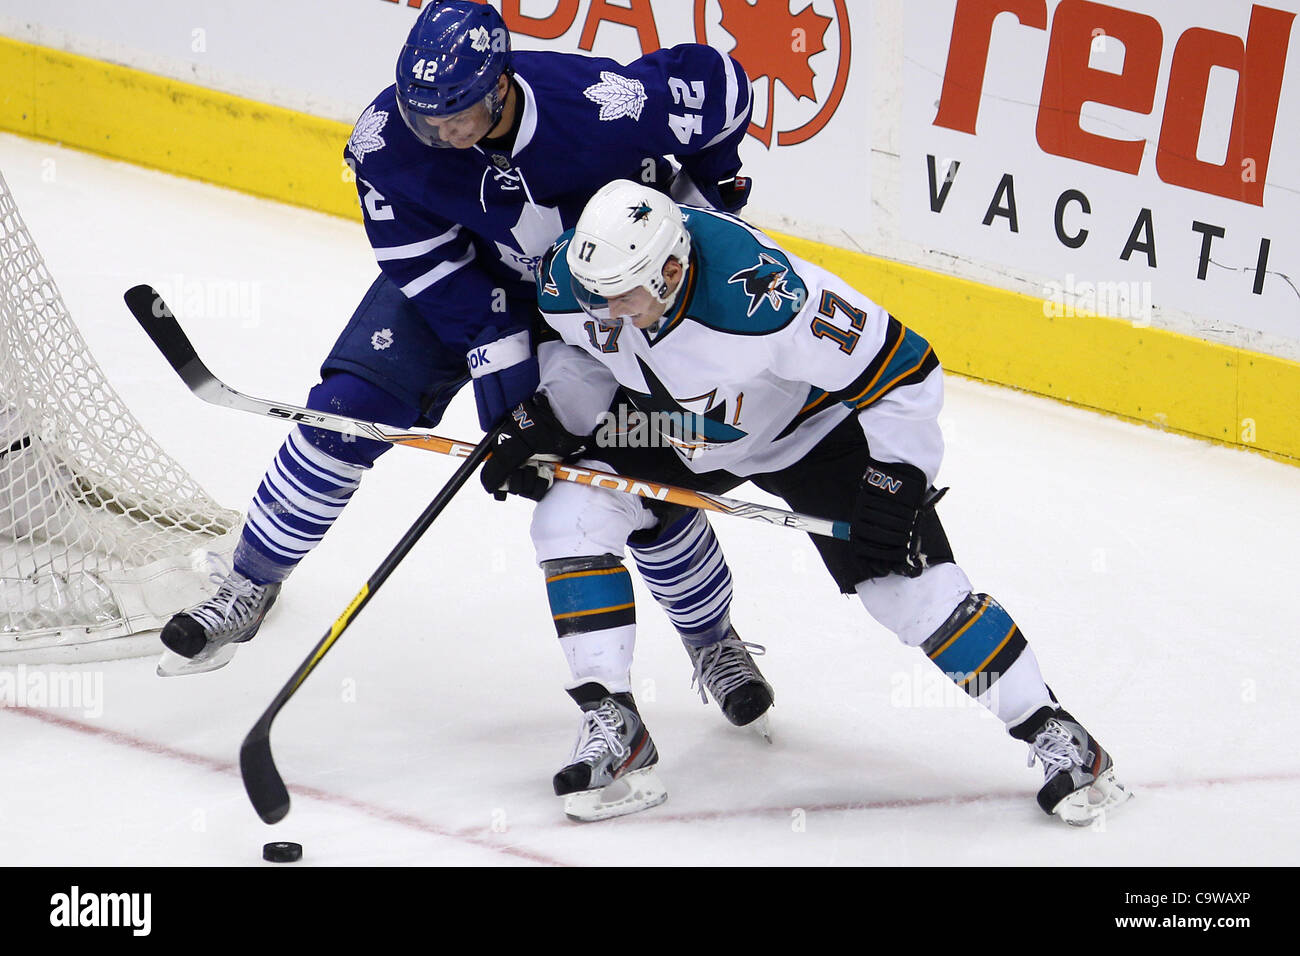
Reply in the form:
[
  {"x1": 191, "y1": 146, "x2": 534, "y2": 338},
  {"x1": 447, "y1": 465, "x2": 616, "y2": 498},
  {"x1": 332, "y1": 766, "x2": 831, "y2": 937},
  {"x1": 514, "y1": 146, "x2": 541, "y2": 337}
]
[
  {"x1": 480, "y1": 396, "x2": 587, "y2": 502},
  {"x1": 850, "y1": 458, "x2": 933, "y2": 579},
  {"x1": 717, "y1": 175, "x2": 752, "y2": 214}
]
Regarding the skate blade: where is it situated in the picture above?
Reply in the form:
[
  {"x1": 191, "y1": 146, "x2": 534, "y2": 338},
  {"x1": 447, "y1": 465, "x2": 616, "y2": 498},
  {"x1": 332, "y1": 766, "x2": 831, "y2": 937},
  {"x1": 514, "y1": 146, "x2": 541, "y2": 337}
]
[
  {"x1": 1053, "y1": 768, "x2": 1134, "y2": 826},
  {"x1": 563, "y1": 766, "x2": 668, "y2": 822},
  {"x1": 156, "y1": 643, "x2": 239, "y2": 677},
  {"x1": 749, "y1": 713, "x2": 774, "y2": 744}
]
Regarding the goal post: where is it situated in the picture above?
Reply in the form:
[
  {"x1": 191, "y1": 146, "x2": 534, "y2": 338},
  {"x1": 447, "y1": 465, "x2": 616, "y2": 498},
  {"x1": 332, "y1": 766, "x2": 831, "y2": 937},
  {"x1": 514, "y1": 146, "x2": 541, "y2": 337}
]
[{"x1": 1, "y1": 168, "x2": 240, "y2": 663}]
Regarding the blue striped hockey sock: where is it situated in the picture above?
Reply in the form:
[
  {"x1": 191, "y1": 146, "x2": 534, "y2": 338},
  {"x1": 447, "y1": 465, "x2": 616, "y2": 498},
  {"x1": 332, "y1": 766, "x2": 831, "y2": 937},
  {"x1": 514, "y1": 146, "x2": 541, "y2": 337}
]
[
  {"x1": 233, "y1": 427, "x2": 370, "y2": 585},
  {"x1": 630, "y1": 511, "x2": 733, "y2": 648}
]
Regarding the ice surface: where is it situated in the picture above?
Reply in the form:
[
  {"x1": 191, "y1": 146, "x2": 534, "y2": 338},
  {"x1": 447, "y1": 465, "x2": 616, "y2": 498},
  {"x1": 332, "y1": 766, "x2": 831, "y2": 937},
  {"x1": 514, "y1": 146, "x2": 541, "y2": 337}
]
[{"x1": 2, "y1": 133, "x2": 1297, "y2": 866}]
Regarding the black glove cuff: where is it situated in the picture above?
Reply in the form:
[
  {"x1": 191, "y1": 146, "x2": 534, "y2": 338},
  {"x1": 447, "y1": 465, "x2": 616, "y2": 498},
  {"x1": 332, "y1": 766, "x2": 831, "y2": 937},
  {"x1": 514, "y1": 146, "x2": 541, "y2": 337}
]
[
  {"x1": 481, "y1": 396, "x2": 586, "y2": 498},
  {"x1": 513, "y1": 395, "x2": 586, "y2": 457}
]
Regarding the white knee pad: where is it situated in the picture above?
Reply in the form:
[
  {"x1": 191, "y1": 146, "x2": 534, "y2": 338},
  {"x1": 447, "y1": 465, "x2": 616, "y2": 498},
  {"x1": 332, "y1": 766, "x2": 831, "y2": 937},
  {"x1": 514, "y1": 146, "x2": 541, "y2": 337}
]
[
  {"x1": 530, "y1": 465, "x2": 658, "y2": 565},
  {"x1": 856, "y1": 562, "x2": 974, "y2": 647}
]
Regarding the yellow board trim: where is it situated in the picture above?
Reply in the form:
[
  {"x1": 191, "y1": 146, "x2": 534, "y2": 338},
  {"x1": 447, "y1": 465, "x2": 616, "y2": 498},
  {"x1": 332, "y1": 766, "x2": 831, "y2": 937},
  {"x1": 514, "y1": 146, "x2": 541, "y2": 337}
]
[
  {"x1": 772, "y1": 232, "x2": 1300, "y2": 466},
  {"x1": 3, "y1": 35, "x2": 1297, "y2": 465},
  {"x1": 0, "y1": 35, "x2": 358, "y2": 220}
]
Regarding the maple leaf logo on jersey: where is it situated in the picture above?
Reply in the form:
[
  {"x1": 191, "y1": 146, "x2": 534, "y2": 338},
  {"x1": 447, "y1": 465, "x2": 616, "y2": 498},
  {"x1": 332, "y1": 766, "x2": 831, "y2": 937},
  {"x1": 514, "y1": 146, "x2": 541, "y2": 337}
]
[
  {"x1": 347, "y1": 105, "x2": 389, "y2": 164},
  {"x1": 727, "y1": 253, "x2": 800, "y2": 317},
  {"x1": 583, "y1": 72, "x2": 647, "y2": 122},
  {"x1": 468, "y1": 26, "x2": 491, "y2": 52},
  {"x1": 495, "y1": 203, "x2": 566, "y2": 282}
]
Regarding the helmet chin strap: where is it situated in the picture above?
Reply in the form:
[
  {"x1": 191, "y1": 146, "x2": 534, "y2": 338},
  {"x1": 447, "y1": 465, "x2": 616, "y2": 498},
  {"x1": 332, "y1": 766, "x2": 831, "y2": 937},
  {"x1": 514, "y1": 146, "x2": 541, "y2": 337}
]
[
  {"x1": 486, "y1": 86, "x2": 506, "y2": 127},
  {"x1": 479, "y1": 73, "x2": 512, "y2": 137}
]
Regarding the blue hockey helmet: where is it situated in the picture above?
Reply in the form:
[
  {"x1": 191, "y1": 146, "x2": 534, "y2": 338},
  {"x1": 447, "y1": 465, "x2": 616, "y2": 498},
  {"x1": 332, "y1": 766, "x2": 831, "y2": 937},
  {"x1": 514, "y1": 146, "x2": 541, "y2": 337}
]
[{"x1": 395, "y1": 1, "x2": 512, "y2": 148}]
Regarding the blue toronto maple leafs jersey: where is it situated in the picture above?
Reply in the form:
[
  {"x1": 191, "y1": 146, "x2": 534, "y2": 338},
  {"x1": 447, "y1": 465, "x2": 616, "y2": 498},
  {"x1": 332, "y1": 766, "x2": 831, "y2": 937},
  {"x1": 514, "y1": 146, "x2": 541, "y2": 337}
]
[
  {"x1": 343, "y1": 45, "x2": 752, "y2": 356},
  {"x1": 535, "y1": 208, "x2": 943, "y2": 478}
]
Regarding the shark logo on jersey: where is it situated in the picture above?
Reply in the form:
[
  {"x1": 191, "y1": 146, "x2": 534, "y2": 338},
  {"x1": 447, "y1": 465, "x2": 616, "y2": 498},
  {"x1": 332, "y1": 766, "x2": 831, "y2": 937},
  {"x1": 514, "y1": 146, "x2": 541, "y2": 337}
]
[
  {"x1": 727, "y1": 253, "x2": 800, "y2": 318},
  {"x1": 347, "y1": 105, "x2": 389, "y2": 164},
  {"x1": 630, "y1": 358, "x2": 746, "y2": 452},
  {"x1": 628, "y1": 202, "x2": 653, "y2": 224},
  {"x1": 583, "y1": 72, "x2": 648, "y2": 122}
]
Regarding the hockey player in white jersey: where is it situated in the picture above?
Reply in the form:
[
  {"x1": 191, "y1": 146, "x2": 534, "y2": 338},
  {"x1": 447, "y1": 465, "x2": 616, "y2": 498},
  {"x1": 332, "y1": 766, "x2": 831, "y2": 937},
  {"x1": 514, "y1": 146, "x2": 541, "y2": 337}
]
[
  {"x1": 157, "y1": 0, "x2": 773, "y2": 726},
  {"x1": 481, "y1": 180, "x2": 1132, "y2": 825}
]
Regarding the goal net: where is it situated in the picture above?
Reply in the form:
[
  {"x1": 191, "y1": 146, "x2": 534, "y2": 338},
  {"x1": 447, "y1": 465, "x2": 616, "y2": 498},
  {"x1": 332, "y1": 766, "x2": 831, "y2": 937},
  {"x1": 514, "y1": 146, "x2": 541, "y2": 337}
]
[{"x1": 1, "y1": 169, "x2": 239, "y2": 663}]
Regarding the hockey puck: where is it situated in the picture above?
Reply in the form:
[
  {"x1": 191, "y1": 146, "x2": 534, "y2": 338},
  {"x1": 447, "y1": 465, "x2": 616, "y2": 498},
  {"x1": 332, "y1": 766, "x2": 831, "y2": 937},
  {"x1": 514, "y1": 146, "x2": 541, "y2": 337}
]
[{"x1": 262, "y1": 841, "x2": 302, "y2": 863}]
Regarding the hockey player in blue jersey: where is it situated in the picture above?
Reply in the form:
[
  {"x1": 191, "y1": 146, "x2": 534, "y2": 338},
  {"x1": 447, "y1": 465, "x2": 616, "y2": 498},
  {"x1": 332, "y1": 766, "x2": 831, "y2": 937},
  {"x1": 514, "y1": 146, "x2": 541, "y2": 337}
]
[
  {"x1": 481, "y1": 180, "x2": 1132, "y2": 825},
  {"x1": 159, "y1": 0, "x2": 773, "y2": 726}
]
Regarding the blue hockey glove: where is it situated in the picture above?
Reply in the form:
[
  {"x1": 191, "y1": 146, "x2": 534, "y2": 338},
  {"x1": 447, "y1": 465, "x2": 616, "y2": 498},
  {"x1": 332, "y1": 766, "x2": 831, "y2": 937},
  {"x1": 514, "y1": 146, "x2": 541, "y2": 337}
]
[{"x1": 467, "y1": 327, "x2": 539, "y2": 433}]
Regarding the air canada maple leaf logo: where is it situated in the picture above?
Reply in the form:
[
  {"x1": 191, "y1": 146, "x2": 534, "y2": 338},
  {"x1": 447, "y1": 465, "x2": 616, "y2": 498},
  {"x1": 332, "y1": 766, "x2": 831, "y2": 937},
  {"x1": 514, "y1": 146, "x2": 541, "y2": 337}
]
[
  {"x1": 724, "y1": 0, "x2": 829, "y2": 102},
  {"x1": 697, "y1": 0, "x2": 851, "y2": 149}
]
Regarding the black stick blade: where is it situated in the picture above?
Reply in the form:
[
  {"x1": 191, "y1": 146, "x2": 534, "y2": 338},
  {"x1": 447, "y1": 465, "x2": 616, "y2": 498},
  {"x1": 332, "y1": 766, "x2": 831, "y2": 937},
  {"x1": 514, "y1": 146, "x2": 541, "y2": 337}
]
[
  {"x1": 240, "y1": 727, "x2": 291, "y2": 825},
  {"x1": 124, "y1": 285, "x2": 197, "y2": 367},
  {"x1": 124, "y1": 284, "x2": 217, "y2": 393}
]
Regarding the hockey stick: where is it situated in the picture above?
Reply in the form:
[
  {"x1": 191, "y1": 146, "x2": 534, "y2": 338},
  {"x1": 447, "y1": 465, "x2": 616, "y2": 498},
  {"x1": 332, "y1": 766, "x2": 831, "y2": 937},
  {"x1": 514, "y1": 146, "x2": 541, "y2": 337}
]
[
  {"x1": 124, "y1": 285, "x2": 850, "y2": 542},
  {"x1": 238, "y1": 425, "x2": 501, "y2": 824}
]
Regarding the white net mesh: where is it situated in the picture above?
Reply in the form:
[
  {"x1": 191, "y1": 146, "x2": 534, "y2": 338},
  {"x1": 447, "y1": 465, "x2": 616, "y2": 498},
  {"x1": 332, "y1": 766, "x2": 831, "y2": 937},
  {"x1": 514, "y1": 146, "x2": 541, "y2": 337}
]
[{"x1": 1, "y1": 169, "x2": 238, "y2": 658}]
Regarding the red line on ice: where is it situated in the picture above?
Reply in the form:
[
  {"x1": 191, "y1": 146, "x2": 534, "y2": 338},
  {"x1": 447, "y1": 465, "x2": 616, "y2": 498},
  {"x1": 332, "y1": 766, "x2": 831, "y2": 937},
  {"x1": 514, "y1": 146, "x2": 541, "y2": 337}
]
[
  {"x1": 7, "y1": 706, "x2": 569, "y2": 867},
  {"x1": 13, "y1": 705, "x2": 1300, "y2": 844}
]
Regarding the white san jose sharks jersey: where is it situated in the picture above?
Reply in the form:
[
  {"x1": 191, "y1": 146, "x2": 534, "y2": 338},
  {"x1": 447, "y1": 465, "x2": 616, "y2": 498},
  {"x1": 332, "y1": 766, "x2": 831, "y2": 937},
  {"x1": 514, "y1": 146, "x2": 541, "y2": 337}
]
[{"x1": 535, "y1": 208, "x2": 942, "y2": 477}]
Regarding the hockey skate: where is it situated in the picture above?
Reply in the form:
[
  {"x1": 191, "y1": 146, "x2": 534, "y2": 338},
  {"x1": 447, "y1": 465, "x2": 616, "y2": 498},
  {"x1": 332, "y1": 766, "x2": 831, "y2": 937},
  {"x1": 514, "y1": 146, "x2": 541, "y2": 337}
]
[
  {"x1": 686, "y1": 629, "x2": 775, "y2": 741},
  {"x1": 553, "y1": 683, "x2": 667, "y2": 822},
  {"x1": 1015, "y1": 706, "x2": 1132, "y2": 826},
  {"x1": 156, "y1": 562, "x2": 280, "y2": 677}
]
